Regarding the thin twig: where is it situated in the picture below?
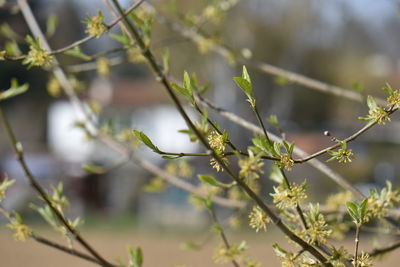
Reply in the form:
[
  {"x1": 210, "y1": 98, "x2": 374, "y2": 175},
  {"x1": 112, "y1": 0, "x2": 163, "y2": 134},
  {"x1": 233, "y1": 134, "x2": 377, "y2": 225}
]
[
  {"x1": 109, "y1": 1, "x2": 331, "y2": 265},
  {"x1": 293, "y1": 107, "x2": 397, "y2": 163},
  {"x1": 354, "y1": 225, "x2": 361, "y2": 267},
  {"x1": 198, "y1": 96, "x2": 364, "y2": 199},
  {"x1": 4, "y1": 0, "x2": 145, "y2": 61},
  {"x1": 0, "y1": 205, "x2": 112, "y2": 267},
  {"x1": 0, "y1": 107, "x2": 113, "y2": 267},
  {"x1": 143, "y1": 2, "x2": 386, "y2": 106},
  {"x1": 208, "y1": 204, "x2": 241, "y2": 267}
]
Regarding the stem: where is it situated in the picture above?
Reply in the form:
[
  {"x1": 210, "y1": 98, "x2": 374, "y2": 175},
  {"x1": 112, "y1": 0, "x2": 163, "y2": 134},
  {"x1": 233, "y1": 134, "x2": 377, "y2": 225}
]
[
  {"x1": 253, "y1": 105, "x2": 272, "y2": 144},
  {"x1": 209, "y1": 205, "x2": 241, "y2": 267},
  {"x1": 354, "y1": 224, "x2": 361, "y2": 267},
  {"x1": 109, "y1": 1, "x2": 331, "y2": 265},
  {"x1": 0, "y1": 107, "x2": 113, "y2": 267},
  {"x1": 4, "y1": 0, "x2": 144, "y2": 61},
  {"x1": 144, "y1": 2, "x2": 386, "y2": 106}
]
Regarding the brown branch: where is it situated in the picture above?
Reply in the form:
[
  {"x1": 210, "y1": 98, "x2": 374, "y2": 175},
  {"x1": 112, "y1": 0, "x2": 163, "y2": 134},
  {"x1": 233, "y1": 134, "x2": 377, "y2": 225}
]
[
  {"x1": 143, "y1": 2, "x2": 386, "y2": 106},
  {"x1": 0, "y1": 107, "x2": 113, "y2": 267},
  {"x1": 4, "y1": 0, "x2": 144, "y2": 61},
  {"x1": 294, "y1": 106, "x2": 397, "y2": 163},
  {"x1": 208, "y1": 204, "x2": 241, "y2": 267},
  {"x1": 198, "y1": 97, "x2": 364, "y2": 199},
  {"x1": 108, "y1": 1, "x2": 331, "y2": 265},
  {"x1": 0, "y1": 205, "x2": 113, "y2": 266}
]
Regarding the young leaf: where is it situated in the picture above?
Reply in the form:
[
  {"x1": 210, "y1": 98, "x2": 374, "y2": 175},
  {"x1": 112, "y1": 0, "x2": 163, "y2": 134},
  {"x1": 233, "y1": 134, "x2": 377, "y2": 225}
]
[
  {"x1": 133, "y1": 130, "x2": 159, "y2": 152},
  {"x1": 128, "y1": 246, "x2": 143, "y2": 267},
  {"x1": 242, "y1": 65, "x2": 251, "y2": 83},
  {"x1": 0, "y1": 79, "x2": 29, "y2": 101},
  {"x1": 46, "y1": 15, "x2": 58, "y2": 37},
  {"x1": 346, "y1": 201, "x2": 359, "y2": 223},
  {"x1": 367, "y1": 95, "x2": 377, "y2": 111},
  {"x1": 162, "y1": 48, "x2": 170, "y2": 74},
  {"x1": 109, "y1": 33, "x2": 131, "y2": 46},
  {"x1": 359, "y1": 198, "x2": 368, "y2": 221},
  {"x1": 82, "y1": 164, "x2": 105, "y2": 174},
  {"x1": 233, "y1": 77, "x2": 252, "y2": 97},
  {"x1": 64, "y1": 46, "x2": 90, "y2": 60},
  {"x1": 183, "y1": 71, "x2": 191, "y2": 91},
  {"x1": 198, "y1": 174, "x2": 221, "y2": 187}
]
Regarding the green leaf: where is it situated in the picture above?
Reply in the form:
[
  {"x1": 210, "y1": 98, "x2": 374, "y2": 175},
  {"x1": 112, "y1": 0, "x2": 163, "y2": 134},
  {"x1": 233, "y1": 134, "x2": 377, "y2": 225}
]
[
  {"x1": 242, "y1": 65, "x2": 251, "y2": 83},
  {"x1": 171, "y1": 83, "x2": 192, "y2": 101},
  {"x1": 46, "y1": 15, "x2": 58, "y2": 37},
  {"x1": 183, "y1": 71, "x2": 191, "y2": 91},
  {"x1": 346, "y1": 201, "x2": 359, "y2": 222},
  {"x1": 272, "y1": 243, "x2": 288, "y2": 257},
  {"x1": 133, "y1": 130, "x2": 159, "y2": 152},
  {"x1": 360, "y1": 198, "x2": 368, "y2": 220},
  {"x1": 367, "y1": 95, "x2": 377, "y2": 110},
  {"x1": 128, "y1": 246, "x2": 143, "y2": 267},
  {"x1": 0, "y1": 23, "x2": 20, "y2": 40},
  {"x1": 269, "y1": 165, "x2": 284, "y2": 184},
  {"x1": 162, "y1": 48, "x2": 170, "y2": 74},
  {"x1": 198, "y1": 174, "x2": 222, "y2": 187},
  {"x1": 382, "y1": 82, "x2": 394, "y2": 95},
  {"x1": 267, "y1": 114, "x2": 279, "y2": 128},
  {"x1": 233, "y1": 77, "x2": 252, "y2": 97},
  {"x1": 64, "y1": 46, "x2": 90, "y2": 60},
  {"x1": 0, "y1": 79, "x2": 29, "y2": 101},
  {"x1": 109, "y1": 33, "x2": 131, "y2": 46},
  {"x1": 82, "y1": 164, "x2": 105, "y2": 174},
  {"x1": 273, "y1": 142, "x2": 282, "y2": 156}
]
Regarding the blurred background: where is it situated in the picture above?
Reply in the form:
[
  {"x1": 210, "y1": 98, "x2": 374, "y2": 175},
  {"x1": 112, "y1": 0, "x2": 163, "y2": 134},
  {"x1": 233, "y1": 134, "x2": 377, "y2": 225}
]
[{"x1": 1, "y1": 0, "x2": 400, "y2": 266}]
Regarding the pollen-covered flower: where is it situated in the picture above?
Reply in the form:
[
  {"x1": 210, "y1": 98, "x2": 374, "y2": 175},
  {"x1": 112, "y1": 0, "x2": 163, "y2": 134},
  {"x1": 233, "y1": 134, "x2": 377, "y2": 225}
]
[
  {"x1": 22, "y1": 36, "x2": 53, "y2": 68},
  {"x1": 304, "y1": 204, "x2": 332, "y2": 245},
  {"x1": 85, "y1": 11, "x2": 107, "y2": 38},
  {"x1": 387, "y1": 90, "x2": 400, "y2": 106},
  {"x1": 239, "y1": 150, "x2": 264, "y2": 180},
  {"x1": 6, "y1": 214, "x2": 32, "y2": 242},
  {"x1": 0, "y1": 176, "x2": 15, "y2": 201},
  {"x1": 353, "y1": 252, "x2": 372, "y2": 267},
  {"x1": 368, "y1": 106, "x2": 390, "y2": 125},
  {"x1": 207, "y1": 131, "x2": 227, "y2": 152},
  {"x1": 248, "y1": 206, "x2": 270, "y2": 232},
  {"x1": 271, "y1": 181, "x2": 307, "y2": 209},
  {"x1": 210, "y1": 156, "x2": 229, "y2": 172},
  {"x1": 213, "y1": 242, "x2": 247, "y2": 264},
  {"x1": 275, "y1": 153, "x2": 294, "y2": 171},
  {"x1": 337, "y1": 148, "x2": 355, "y2": 163}
]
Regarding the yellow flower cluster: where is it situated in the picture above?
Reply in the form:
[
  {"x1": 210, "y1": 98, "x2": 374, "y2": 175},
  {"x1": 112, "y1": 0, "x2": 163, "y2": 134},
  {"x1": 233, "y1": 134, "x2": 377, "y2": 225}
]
[
  {"x1": 85, "y1": 11, "x2": 107, "y2": 38},
  {"x1": 239, "y1": 150, "x2": 264, "y2": 180},
  {"x1": 353, "y1": 252, "x2": 372, "y2": 267},
  {"x1": 213, "y1": 242, "x2": 246, "y2": 264},
  {"x1": 271, "y1": 181, "x2": 307, "y2": 209},
  {"x1": 22, "y1": 37, "x2": 53, "y2": 68},
  {"x1": 368, "y1": 106, "x2": 390, "y2": 125},
  {"x1": 387, "y1": 90, "x2": 400, "y2": 106},
  {"x1": 248, "y1": 206, "x2": 270, "y2": 232},
  {"x1": 275, "y1": 153, "x2": 294, "y2": 171},
  {"x1": 337, "y1": 148, "x2": 355, "y2": 163},
  {"x1": 6, "y1": 216, "x2": 32, "y2": 242},
  {"x1": 304, "y1": 205, "x2": 332, "y2": 245}
]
